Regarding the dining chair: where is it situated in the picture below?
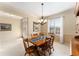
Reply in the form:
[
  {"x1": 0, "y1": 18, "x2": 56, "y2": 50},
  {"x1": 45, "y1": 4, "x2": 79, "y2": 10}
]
[
  {"x1": 37, "y1": 38, "x2": 52, "y2": 56},
  {"x1": 45, "y1": 37, "x2": 52, "y2": 55},
  {"x1": 22, "y1": 37, "x2": 37, "y2": 56},
  {"x1": 42, "y1": 36, "x2": 55, "y2": 55},
  {"x1": 48, "y1": 33, "x2": 55, "y2": 50},
  {"x1": 37, "y1": 44, "x2": 49, "y2": 56},
  {"x1": 50, "y1": 35, "x2": 54, "y2": 51}
]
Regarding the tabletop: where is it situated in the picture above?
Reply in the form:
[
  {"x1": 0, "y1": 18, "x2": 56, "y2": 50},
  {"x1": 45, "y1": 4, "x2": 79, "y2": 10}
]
[{"x1": 30, "y1": 36, "x2": 50, "y2": 46}]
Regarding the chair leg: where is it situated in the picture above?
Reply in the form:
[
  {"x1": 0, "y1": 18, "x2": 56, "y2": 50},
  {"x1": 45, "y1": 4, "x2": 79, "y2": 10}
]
[
  {"x1": 24, "y1": 52, "x2": 31, "y2": 56},
  {"x1": 49, "y1": 48, "x2": 51, "y2": 55},
  {"x1": 53, "y1": 47, "x2": 54, "y2": 51},
  {"x1": 44, "y1": 51, "x2": 46, "y2": 56},
  {"x1": 51, "y1": 46, "x2": 54, "y2": 51},
  {"x1": 46, "y1": 48, "x2": 51, "y2": 56},
  {"x1": 28, "y1": 53, "x2": 31, "y2": 56},
  {"x1": 24, "y1": 52, "x2": 27, "y2": 56}
]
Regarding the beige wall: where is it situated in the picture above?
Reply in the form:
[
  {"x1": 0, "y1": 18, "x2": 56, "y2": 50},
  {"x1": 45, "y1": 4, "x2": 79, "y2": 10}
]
[
  {"x1": 63, "y1": 9, "x2": 76, "y2": 35},
  {"x1": 63, "y1": 9, "x2": 76, "y2": 43},
  {"x1": 76, "y1": 16, "x2": 79, "y2": 35},
  {"x1": 27, "y1": 16, "x2": 41, "y2": 37},
  {"x1": 0, "y1": 17, "x2": 21, "y2": 49},
  {"x1": 41, "y1": 22, "x2": 48, "y2": 34},
  {"x1": 41, "y1": 8, "x2": 76, "y2": 43}
]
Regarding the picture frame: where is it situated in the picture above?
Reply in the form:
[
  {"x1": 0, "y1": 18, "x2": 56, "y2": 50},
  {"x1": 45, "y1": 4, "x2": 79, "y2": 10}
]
[
  {"x1": 0, "y1": 23, "x2": 11, "y2": 31},
  {"x1": 33, "y1": 22, "x2": 40, "y2": 32}
]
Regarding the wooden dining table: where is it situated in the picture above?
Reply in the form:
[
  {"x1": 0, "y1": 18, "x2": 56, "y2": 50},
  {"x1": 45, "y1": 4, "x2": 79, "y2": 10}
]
[
  {"x1": 27, "y1": 35, "x2": 52, "y2": 56},
  {"x1": 29, "y1": 36, "x2": 51, "y2": 47}
]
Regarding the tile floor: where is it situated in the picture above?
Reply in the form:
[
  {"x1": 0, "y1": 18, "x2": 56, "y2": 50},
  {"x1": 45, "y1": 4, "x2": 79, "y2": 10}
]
[
  {"x1": 0, "y1": 39, "x2": 70, "y2": 56},
  {"x1": 51, "y1": 42, "x2": 70, "y2": 56}
]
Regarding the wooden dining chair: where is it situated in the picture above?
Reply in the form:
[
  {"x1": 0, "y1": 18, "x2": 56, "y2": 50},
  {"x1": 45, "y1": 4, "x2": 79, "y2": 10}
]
[
  {"x1": 50, "y1": 35, "x2": 54, "y2": 51},
  {"x1": 45, "y1": 37, "x2": 52, "y2": 55},
  {"x1": 37, "y1": 38, "x2": 52, "y2": 56},
  {"x1": 43, "y1": 36, "x2": 54, "y2": 55},
  {"x1": 22, "y1": 37, "x2": 37, "y2": 56},
  {"x1": 37, "y1": 44, "x2": 49, "y2": 56},
  {"x1": 48, "y1": 33, "x2": 55, "y2": 50}
]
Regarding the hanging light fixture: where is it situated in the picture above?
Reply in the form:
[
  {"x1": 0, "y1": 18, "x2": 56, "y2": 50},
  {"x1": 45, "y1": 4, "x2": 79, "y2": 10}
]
[{"x1": 39, "y1": 3, "x2": 47, "y2": 25}]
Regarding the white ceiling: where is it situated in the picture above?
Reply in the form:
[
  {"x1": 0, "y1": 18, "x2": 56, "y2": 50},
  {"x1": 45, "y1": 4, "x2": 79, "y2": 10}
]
[{"x1": 0, "y1": 2, "x2": 76, "y2": 17}]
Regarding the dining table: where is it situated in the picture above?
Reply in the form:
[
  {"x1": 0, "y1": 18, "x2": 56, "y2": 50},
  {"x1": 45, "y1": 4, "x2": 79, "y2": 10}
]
[
  {"x1": 27, "y1": 35, "x2": 52, "y2": 56},
  {"x1": 29, "y1": 36, "x2": 51, "y2": 47},
  {"x1": 22, "y1": 35, "x2": 52, "y2": 56}
]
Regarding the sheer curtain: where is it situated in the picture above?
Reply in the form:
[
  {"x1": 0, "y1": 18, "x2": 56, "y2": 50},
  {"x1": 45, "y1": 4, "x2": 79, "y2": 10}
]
[
  {"x1": 21, "y1": 17, "x2": 28, "y2": 38},
  {"x1": 48, "y1": 16, "x2": 64, "y2": 43}
]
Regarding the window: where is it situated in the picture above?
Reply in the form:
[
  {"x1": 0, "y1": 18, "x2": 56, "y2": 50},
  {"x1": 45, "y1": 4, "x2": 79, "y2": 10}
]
[{"x1": 48, "y1": 17, "x2": 63, "y2": 35}]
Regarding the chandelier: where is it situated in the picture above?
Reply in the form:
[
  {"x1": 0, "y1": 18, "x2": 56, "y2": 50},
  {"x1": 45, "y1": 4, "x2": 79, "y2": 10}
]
[{"x1": 39, "y1": 3, "x2": 47, "y2": 25}]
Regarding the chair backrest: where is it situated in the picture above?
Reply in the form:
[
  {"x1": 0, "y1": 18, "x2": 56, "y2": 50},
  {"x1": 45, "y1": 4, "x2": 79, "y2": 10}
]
[
  {"x1": 48, "y1": 33, "x2": 55, "y2": 45},
  {"x1": 46, "y1": 38, "x2": 51, "y2": 45},
  {"x1": 22, "y1": 37, "x2": 29, "y2": 51},
  {"x1": 31, "y1": 33, "x2": 38, "y2": 39},
  {"x1": 51, "y1": 35, "x2": 54, "y2": 46},
  {"x1": 45, "y1": 35, "x2": 54, "y2": 48}
]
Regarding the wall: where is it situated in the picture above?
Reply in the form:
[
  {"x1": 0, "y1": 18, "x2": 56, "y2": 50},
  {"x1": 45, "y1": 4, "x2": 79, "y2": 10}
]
[
  {"x1": 75, "y1": 16, "x2": 79, "y2": 35},
  {"x1": 0, "y1": 15, "x2": 40, "y2": 48},
  {"x1": 41, "y1": 23, "x2": 48, "y2": 34},
  {"x1": 27, "y1": 16, "x2": 41, "y2": 37},
  {"x1": 63, "y1": 9, "x2": 76, "y2": 43},
  {"x1": 0, "y1": 17, "x2": 21, "y2": 50},
  {"x1": 41, "y1": 8, "x2": 76, "y2": 44}
]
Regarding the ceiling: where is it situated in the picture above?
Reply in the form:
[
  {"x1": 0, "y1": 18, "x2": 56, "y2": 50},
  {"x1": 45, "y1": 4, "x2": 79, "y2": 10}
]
[{"x1": 0, "y1": 2, "x2": 76, "y2": 17}]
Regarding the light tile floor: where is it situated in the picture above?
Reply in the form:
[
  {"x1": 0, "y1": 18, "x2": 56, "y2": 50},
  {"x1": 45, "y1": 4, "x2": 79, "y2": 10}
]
[
  {"x1": 51, "y1": 42, "x2": 70, "y2": 56},
  {"x1": 0, "y1": 39, "x2": 70, "y2": 56}
]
